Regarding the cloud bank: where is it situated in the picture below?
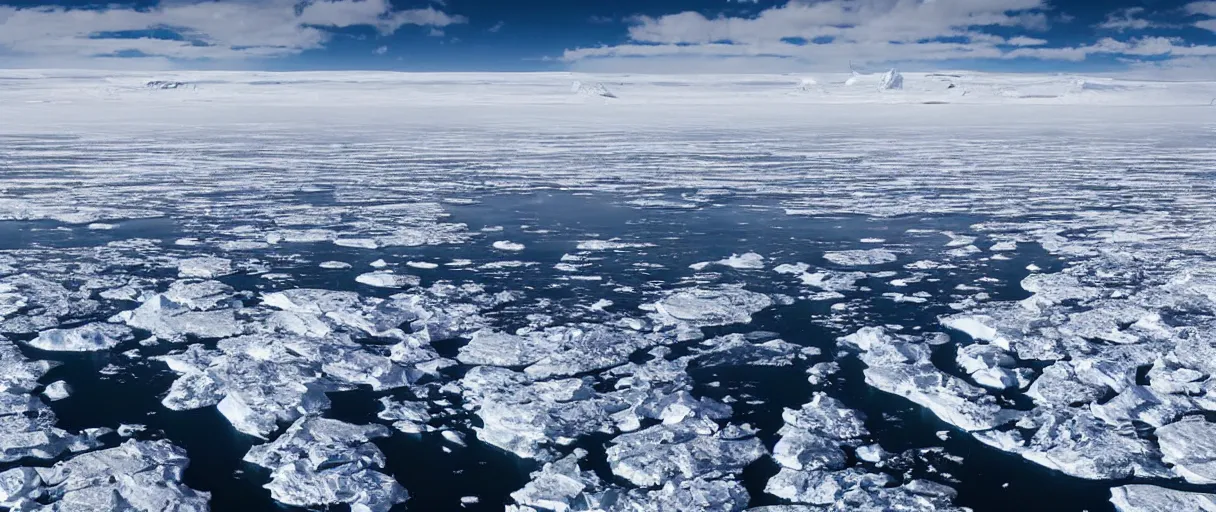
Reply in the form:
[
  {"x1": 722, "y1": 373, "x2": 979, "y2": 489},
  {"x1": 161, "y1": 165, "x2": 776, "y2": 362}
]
[
  {"x1": 563, "y1": 0, "x2": 1216, "y2": 73},
  {"x1": 0, "y1": 0, "x2": 466, "y2": 66}
]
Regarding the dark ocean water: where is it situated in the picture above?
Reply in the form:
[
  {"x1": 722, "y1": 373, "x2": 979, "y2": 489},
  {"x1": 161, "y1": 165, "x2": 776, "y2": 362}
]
[{"x1": 6, "y1": 190, "x2": 1138, "y2": 511}]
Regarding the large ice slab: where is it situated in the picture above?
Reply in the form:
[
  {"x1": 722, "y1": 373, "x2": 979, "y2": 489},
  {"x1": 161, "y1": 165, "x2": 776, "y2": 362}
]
[{"x1": 244, "y1": 416, "x2": 408, "y2": 512}]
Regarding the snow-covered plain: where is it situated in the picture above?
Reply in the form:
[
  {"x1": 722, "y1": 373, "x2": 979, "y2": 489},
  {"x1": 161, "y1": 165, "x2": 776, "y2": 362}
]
[{"x1": 0, "y1": 70, "x2": 1215, "y2": 511}]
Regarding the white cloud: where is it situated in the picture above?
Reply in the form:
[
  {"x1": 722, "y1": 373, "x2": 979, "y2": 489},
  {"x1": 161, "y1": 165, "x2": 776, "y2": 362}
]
[
  {"x1": 563, "y1": 0, "x2": 1216, "y2": 71},
  {"x1": 1187, "y1": 1, "x2": 1216, "y2": 17},
  {"x1": 374, "y1": 45, "x2": 388, "y2": 55},
  {"x1": 0, "y1": 0, "x2": 467, "y2": 65},
  {"x1": 1117, "y1": 55, "x2": 1216, "y2": 80},
  {"x1": 623, "y1": 0, "x2": 1049, "y2": 46},
  {"x1": 1188, "y1": 1, "x2": 1216, "y2": 33},
  {"x1": 1097, "y1": 7, "x2": 1153, "y2": 31},
  {"x1": 564, "y1": 0, "x2": 1055, "y2": 70},
  {"x1": 489, "y1": 21, "x2": 505, "y2": 33},
  {"x1": 1007, "y1": 36, "x2": 1048, "y2": 46},
  {"x1": 1007, "y1": 37, "x2": 1216, "y2": 61}
]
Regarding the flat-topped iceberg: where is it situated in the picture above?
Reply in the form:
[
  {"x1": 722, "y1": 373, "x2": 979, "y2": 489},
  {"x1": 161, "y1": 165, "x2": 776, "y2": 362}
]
[
  {"x1": 27, "y1": 323, "x2": 133, "y2": 352},
  {"x1": 823, "y1": 249, "x2": 898, "y2": 266},
  {"x1": 648, "y1": 285, "x2": 773, "y2": 328}
]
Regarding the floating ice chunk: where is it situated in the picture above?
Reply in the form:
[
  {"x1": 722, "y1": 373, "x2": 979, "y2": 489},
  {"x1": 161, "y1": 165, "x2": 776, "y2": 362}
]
[
  {"x1": 370, "y1": 259, "x2": 388, "y2": 268},
  {"x1": 461, "y1": 495, "x2": 480, "y2": 505},
  {"x1": 1020, "y1": 272, "x2": 1100, "y2": 309},
  {"x1": 1157, "y1": 417, "x2": 1216, "y2": 484},
  {"x1": 532, "y1": 325, "x2": 671, "y2": 377},
  {"x1": 356, "y1": 271, "x2": 419, "y2": 289},
  {"x1": 686, "y1": 333, "x2": 815, "y2": 370},
  {"x1": 458, "y1": 329, "x2": 549, "y2": 367},
  {"x1": 461, "y1": 366, "x2": 620, "y2": 460},
  {"x1": 823, "y1": 249, "x2": 897, "y2": 266},
  {"x1": 177, "y1": 256, "x2": 234, "y2": 279},
  {"x1": 589, "y1": 299, "x2": 613, "y2": 311},
  {"x1": 605, "y1": 417, "x2": 766, "y2": 487},
  {"x1": 441, "y1": 430, "x2": 467, "y2": 447},
  {"x1": 510, "y1": 449, "x2": 603, "y2": 510},
  {"x1": 946, "y1": 245, "x2": 982, "y2": 258},
  {"x1": 32, "y1": 439, "x2": 209, "y2": 511},
  {"x1": 334, "y1": 238, "x2": 379, "y2": 249},
  {"x1": 493, "y1": 241, "x2": 526, "y2": 252},
  {"x1": 1110, "y1": 484, "x2": 1216, "y2": 512},
  {"x1": 264, "y1": 460, "x2": 406, "y2": 512},
  {"x1": 87, "y1": 223, "x2": 116, "y2": 230},
  {"x1": 771, "y1": 466, "x2": 961, "y2": 508},
  {"x1": 118, "y1": 424, "x2": 146, "y2": 437},
  {"x1": 807, "y1": 361, "x2": 840, "y2": 386},
  {"x1": 28, "y1": 323, "x2": 133, "y2": 352},
  {"x1": 772, "y1": 393, "x2": 867, "y2": 472},
  {"x1": 626, "y1": 198, "x2": 698, "y2": 210},
  {"x1": 989, "y1": 408, "x2": 1169, "y2": 480},
  {"x1": 699, "y1": 252, "x2": 765, "y2": 270},
  {"x1": 842, "y1": 327, "x2": 1012, "y2": 432},
  {"x1": 113, "y1": 293, "x2": 245, "y2": 340},
  {"x1": 164, "y1": 279, "x2": 237, "y2": 311},
  {"x1": 378, "y1": 397, "x2": 431, "y2": 434},
  {"x1": 154, "y1": 336, "x2": 360, "y2": 437},
  {"x1": 956, "y1": 344, "x2": 1023, "y2": 390},
  {"x1": 775, "y1": 263, "x2": 810, "y2": 275},
  {"x1": 524, "y1": 324, "x2": 667, "y2": 378},
  {"x1": 649, "y1": 285, "x2": 773, "y2": 328},
  {"x1": 577, "y1": 239, "x2": 655, "y2": 250},
  {"x1": 174, "y1": 238, "x2": 201, "y2": 246},
  {"x1": 220, "y1": 240, "x2": 270, "y2": 251},
  {"x1": 619, "y1": 478, "x2": 751, "y2": 511},
  {"x1": 856, "y1": 444, "x2": 888, "y2": 463},
  {"x1": 407, "y1": 261, "x2": 439, "y2": 269},
  {"x1": 319, "y1": 261, "x2": 352, "y2": 269},
  {"x1": 245, "y1": 417, "x2": 407, "y2": 511},
  {"x1": 941, "y1": 314, "x2": 1006, "y2": 346},
  {"x1": 42, "y1": 381, "x2": 70, "y2": 401},
  {"x1": 262, "y1": 288, "x2": 362, "y2": 316},
  {"x1": 990, "y1": 241, "x2": 1017, "y2": 252}
]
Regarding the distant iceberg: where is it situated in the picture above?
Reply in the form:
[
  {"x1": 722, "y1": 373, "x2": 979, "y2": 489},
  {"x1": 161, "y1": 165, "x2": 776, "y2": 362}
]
[
  {"x1": 572, "y1": 80, "x2": 617, "y2": 98},
  {"x1": 879, "y1": 69, "x2": 903, "y2": 90}
]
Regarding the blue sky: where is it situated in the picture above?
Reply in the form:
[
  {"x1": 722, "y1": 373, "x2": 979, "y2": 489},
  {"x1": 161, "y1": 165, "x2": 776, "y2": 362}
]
[{"x1": 1, "y1": 0, "x2": 1215, "y2": 74}]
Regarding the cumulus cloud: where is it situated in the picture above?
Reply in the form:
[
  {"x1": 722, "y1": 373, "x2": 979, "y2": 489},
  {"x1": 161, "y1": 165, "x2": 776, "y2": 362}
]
[
  {"x1": 563, "y1": 0, "x2": 1216, "y2": 71},
  {"x1": 0, "y1": 0, "x2": 467, "y2": 64}
]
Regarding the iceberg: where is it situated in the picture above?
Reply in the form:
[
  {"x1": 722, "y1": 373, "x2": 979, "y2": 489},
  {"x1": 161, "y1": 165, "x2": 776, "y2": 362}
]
[
  {"x1": 356, "y1": 271, "x2": 420, "y2": 289},
  {"x1": 27, "y1": 323, "x2": 133, "y2": 352},
  {"x1": 823, "y1": 249, "x2": 898, "y2": 266},
  {"x1": 245, "y1": 417, "x2": 408, "y2": 512}
]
